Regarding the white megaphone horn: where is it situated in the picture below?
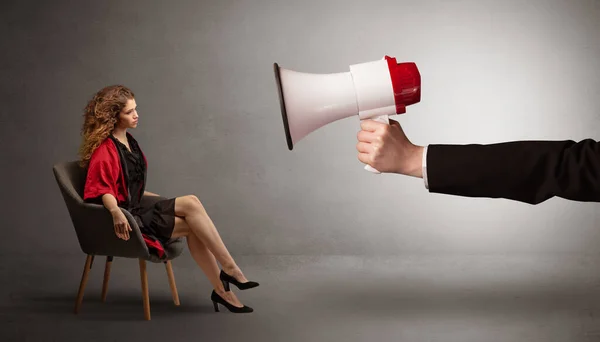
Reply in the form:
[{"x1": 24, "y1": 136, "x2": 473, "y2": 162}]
[{"x1": 273, "y1": 55, "x2": 421, "y2": 173}]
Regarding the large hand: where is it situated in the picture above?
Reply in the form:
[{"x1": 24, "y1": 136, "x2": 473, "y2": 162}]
[{"x1": 356, "y1": 118, "x2": 424, "y2": 177}]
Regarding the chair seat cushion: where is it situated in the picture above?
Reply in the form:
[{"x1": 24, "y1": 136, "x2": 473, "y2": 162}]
[{"x1": 146, "y1": 237, "x2": 185, "y2": 263}]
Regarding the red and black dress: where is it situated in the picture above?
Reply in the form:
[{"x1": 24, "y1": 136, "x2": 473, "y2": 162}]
[{"x1": 83, "y1": 132, "x2": 176, "y2": 259}]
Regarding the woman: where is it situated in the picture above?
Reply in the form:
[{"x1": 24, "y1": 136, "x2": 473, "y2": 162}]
[{"x1": 79, "y1": 85, "x2": 258, "y2": 314}]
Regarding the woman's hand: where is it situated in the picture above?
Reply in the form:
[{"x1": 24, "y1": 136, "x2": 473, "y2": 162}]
[{"x1": 110, "y1": 208, "x2": 131, "y2": 240}]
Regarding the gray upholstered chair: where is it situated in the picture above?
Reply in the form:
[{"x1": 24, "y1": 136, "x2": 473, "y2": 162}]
[{"x1": 52, "y1": 161, "x2": 185, "y2": 320}]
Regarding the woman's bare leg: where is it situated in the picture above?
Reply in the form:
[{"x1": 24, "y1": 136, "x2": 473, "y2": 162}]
[
  {"x1": 171, "y1": 216, "x2": 244, "y2": 307},
  {"x1": 173, "y1": 195, "x2": 249, "y2": 283}
]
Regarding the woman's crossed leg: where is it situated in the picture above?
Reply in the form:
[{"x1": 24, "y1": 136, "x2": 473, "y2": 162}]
[{"x1": 170, "y1": 195, "x2": 250, "y2": 308}]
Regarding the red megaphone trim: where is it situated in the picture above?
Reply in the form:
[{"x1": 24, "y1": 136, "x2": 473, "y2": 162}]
[{"x1": 385, "y1": 56, "x2": 421, "y2": 115}]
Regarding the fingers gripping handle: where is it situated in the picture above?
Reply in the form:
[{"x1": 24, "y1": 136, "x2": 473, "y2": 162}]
[{"x1": 363, "y1": 114, "x2": 390, "y2": 174}]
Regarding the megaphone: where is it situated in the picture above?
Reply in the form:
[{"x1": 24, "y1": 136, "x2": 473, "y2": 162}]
[{"x1": 273, "y1": 55, "x2": 421, "y2": 173}]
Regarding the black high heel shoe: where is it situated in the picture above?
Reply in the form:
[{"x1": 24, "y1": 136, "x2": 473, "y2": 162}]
[
  {"x1": 211, "y1": 290, "x2": 253, "y2": 313},
  {"x1": 220, "y1": 270, "x2": 260, "y2": 291}
]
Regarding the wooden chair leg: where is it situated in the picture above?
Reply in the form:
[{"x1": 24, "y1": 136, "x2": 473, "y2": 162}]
[
  {"x1": 74, "y1": 254, "x2": 94, "y2": 314},
  {"x1": 164, "y1": 260, "x2": 180, "y2": 306},
  {"x1": 139, "y1": 259, "x2": 151, "y2": 320},
  {"x1": 101, "y1": 256, "x2": 113, "y2": 302}
]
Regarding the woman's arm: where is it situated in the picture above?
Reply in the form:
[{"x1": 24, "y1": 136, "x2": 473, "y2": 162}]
[
  {"x1": 101, "y1": 193, "x2": 121, "y2": 214},
  {"x1": 144, "y1": 190, "x2": 160, "y2": 197},
  {"x1": 102, "y1": 193, "x2": 131, "y2": 240}
]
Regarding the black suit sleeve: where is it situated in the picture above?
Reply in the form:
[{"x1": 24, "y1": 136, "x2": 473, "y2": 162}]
[{"x1": 425, "y1": 139, "x2": 600, "y2": 204}]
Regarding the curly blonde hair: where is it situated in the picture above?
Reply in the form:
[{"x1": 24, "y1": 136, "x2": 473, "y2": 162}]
[{"x1": 78, "y1": 85, "x2": 135, "y2": 167}]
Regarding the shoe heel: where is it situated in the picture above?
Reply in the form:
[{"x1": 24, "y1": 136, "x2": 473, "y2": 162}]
[
  {"x1": 222, "y1": 279, "x2": 230, "y2": 292},
  {"x1": 213, "y1": 301, "x2": 219, "y2": 312}
]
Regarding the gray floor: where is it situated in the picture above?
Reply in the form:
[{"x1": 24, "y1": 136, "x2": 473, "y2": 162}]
[{"x1": 3, "y1": 253, "x2": 600, "y2": 342}]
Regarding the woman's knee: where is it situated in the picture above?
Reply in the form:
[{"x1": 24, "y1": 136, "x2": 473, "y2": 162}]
[
  {"x1": 188, "y1": 194, "x2": 201, "y2": 204},
  {"x1": 188, "y1": 195, "x2": 205, "y2": 211},
  {"x1": 176, "y1": 194, "x2": 206, "y2": 216}
]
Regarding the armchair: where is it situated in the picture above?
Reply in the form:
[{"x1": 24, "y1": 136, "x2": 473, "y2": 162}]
[{"x1": 52, "y1": 161, "x2": 185, "y2": 320}]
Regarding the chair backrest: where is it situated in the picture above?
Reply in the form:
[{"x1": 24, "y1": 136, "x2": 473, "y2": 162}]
[
  {"x1": 53, "y1": 161, "x2": 87, "y2": 203},
  {"x1": 53, "y1": 161, "x2": 150, "y2": 258},
  {"x1": 53, "y1": 161, "x2": 91, "y2": 253}
]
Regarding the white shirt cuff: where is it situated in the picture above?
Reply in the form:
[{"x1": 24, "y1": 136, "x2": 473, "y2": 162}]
[{"x1": 422, "y1": 145, "x2": 429, "y2": 190}]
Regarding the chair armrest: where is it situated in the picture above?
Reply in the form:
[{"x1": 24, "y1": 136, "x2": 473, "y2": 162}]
[{"x1": 69, "y1": 202, "x2": 150, "y2": 259}]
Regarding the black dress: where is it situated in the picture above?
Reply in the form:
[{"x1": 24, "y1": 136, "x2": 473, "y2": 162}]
[{"x1": 112, "y1": 135, "x2": 176, "y2": 244}]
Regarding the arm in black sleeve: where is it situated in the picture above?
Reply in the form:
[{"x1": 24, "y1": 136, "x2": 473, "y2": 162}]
[{"x1": 425, "y1": 139, "x2": 600, "y2": 204}]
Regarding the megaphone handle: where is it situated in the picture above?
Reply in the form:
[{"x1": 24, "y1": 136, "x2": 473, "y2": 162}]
[{"x1": 363, "y1": 114, "x2": 390, "y2": 174}]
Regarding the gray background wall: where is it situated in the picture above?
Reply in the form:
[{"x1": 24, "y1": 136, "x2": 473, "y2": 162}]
[{"x1": 2, "y1": 0, "x2": 600, "y2": 257}]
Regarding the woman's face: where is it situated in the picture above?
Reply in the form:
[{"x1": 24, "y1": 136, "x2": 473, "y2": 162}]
[{"x1": 117, "y1": 98, "x2": 139, "y2": 129}]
